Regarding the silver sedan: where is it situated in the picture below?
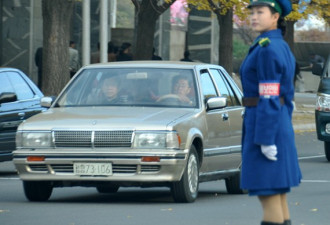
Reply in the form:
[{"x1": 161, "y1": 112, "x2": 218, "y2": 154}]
[{"x1": 13, "y1": 61, "x2": 245, "y2": 203}]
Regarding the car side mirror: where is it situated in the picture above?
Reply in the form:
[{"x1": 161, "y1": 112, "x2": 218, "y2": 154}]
[
  {"x1": 40, "y1": 96, "x2": 56, "y2": 108},
  {"x1": 312, "y1": 63, "x2": 323, "y2": 76},
  {"x1": 0, "y1": 92, "x2": 17, "y2": 104},
  {"x1": 206, "y1": 96, "x2": 227, "y2": 110}
]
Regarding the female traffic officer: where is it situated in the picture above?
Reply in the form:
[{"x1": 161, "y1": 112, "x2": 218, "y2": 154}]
[{"x1": 239, "y1": 1, "x2": 302, "y2": 225}]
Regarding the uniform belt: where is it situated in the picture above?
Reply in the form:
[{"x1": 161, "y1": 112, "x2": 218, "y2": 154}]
[{"x1": 242, "y1": 97, "x2": 284, "y2": 107}]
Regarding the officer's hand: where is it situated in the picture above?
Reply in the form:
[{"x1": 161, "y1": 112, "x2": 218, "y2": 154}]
[{"x1": 261, "y1": 145, "x2": 278, "y2": 161}]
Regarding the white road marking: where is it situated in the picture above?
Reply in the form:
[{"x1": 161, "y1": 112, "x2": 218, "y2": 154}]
[
  {"x1": 298, "y1": 155, "x2": 325, "y2": 160},
  {"x1": 302, "y1": 180, "x2": 330, "y2": 183}
]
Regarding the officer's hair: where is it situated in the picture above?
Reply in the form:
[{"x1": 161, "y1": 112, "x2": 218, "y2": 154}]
[{"x1": 268, "y1": 6, "x2": 286, "y2": 36}]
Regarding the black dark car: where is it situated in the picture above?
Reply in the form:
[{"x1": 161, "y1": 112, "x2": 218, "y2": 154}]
[
  {"x1": 313, "y1": 54, "x2": 330, "y2": 161},
  {"x1": 0, "y1": 68, "x2": 44, "y2": 162}
]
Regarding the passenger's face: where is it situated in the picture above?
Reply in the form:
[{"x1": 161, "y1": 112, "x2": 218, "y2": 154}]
[
  {"x1": 102, "y1": 78, "x2": 118, "y2": 99},
  {"x1": 174, "y1": 79, "x2": 190, "y2": 96},
  {"x1": 249, "y1": 6, "x2": 279, "y2": 33}
]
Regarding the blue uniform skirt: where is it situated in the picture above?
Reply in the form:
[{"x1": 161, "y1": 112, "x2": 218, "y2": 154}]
[{"x1": 248, "y1": 188, "x2": 290, "y2": 196}]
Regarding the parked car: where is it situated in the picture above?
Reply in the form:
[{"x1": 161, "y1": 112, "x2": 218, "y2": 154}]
[
  {"x1": 13, "y1": 61, "x2": 245, "y2": 203},
  {"x1": 313, "y1": 54, "x2": 330, "y2": 161},
  {"x1": 0, "y1": 68, "x2": 44, "y2": 162}
]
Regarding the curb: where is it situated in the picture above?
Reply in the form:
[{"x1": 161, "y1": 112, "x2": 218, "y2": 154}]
[{"x1": 293, "y1": 123, "x2": 315, "y2": 132}]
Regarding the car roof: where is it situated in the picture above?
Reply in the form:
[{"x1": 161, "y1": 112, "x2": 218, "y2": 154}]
[
  {"x1": 0, "y1": 67, "x2": 25, "y2": 73},
  {"x1": 83, "y1": 60, "x2": 224, "y2": 70}
]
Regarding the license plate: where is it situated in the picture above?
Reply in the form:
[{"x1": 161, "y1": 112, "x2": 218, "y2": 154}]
[{"x1": 74, "y1": 163, "x2": 112, "y2": 176}]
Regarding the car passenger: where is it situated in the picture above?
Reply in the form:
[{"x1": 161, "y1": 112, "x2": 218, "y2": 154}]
[
  {"x1": 87, "y1": 76, "x2": 130, "y2": 105},
  {"x1": 100, "y1": 77, "x2": 121, "y2": 103}
]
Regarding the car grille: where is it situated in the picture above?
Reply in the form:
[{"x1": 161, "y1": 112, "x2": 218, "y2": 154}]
[
  {"x1": 53, "y1": 130, "x2": 133, "y2": 148},
  {"x1": 28, "y1": 164, "x2": 160, "y2": 174}
]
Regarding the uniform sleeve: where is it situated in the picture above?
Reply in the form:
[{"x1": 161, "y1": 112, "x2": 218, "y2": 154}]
[{"x1": 254, "y1": 47, "x2": 283, "y2": 145}]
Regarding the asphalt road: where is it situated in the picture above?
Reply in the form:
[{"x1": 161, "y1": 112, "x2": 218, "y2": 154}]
[{"x1": 0, "y1": 131, "x2": 329, "y2": 225}]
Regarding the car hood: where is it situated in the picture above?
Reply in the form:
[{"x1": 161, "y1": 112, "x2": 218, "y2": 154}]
[{"x1": 18, "y1": 106, "x2": 196, "y2": 130}]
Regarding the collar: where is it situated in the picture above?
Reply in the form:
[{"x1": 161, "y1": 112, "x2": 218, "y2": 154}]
[
  {"x1": 249, "y1": 29, "x2": 282, "y2": 52},
  {"x1": 257, "y1": 29, "x2": 282, "y2": 40}
]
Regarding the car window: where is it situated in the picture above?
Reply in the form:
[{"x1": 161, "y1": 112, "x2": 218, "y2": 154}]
[
  {"x1": 220, "y1": 69, "x2": 243, "y2": 103},
  {"x1": 209, "y1": 69, "x2": 240, "y2": 106},
  {"x1": 7, "y1": 72, "x2": 34, "y2": 100},
  {"x1": 56, "y1": 68, "x2": 198, "y2": 108},
  {"x1": 200, "y1": 70, "x2": 218, "y2": 100},
  {"x1": 0, "y1": 73, "x2": 15, "y2": 93}
]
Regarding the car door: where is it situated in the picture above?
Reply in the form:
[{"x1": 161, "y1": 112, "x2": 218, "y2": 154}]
[
  {"x1": 0, "y1": 71, "x2": 42, "y2": 159},
  {"x1": 209, "y1": 68, "x2": 244, "y2": 167},
  {"x1": 199, "y1": 69, "x2": 233, "y2": 173},
  {"x1": 8, "y1": 71, "x2": 43, "y2": 119},
  {"x1": 0, "y1": 72, "x2": 23, "y2": 156}
]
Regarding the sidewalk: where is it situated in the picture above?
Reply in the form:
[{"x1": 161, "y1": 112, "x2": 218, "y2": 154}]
[{"x1": 292, "y1": 94, "x2": 315, "y2": 132}]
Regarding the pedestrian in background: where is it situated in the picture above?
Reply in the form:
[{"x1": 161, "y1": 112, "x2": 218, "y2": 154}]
[
  {"x1": 108, "y1": 41, "x2": 117, "y2": 62},
  {"x1": 69, "y1": 41, "x2": 80, "y2": 78},
  {"x1": 180, "y1": 50, "x2": 193, "y2": 62},
  {"x1": 151, "y1": 47, "x2": 162, "y2": 60},
  {"x1": 116, "y1": 42, "x2": 133, "y2": 61},
  {"x1": 239, "y1": 1, "x2": 302, "y2": 225},
  {"x1": 91, "y1": 42, "x2": 100, "y2": 64},
  {"x1": 34, "y1": 47, "x2": 43, "y2": 90}
]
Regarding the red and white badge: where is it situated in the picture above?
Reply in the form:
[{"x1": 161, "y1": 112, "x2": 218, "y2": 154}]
[{"x1": 259, "y1": 82, "x2": 280, "y2": 97}]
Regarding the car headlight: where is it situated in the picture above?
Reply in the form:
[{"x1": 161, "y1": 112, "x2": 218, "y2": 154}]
[
  {"x1": 16, "y1": 131, "x2": 53, "y2": 148},
  {"x1": 133, "y1": 132, "x2": 180, "y2": 149},
  {"x1": 316, "y1": 94, "x2": 330, "y2": 112}
]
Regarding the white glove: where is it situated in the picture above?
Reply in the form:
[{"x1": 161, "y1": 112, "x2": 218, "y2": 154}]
[{"x1": 261, "y1": 145, "x2": 278, "y2": 161}]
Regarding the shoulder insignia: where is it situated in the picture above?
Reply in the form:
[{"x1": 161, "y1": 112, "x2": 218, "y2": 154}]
[{"x1": 258, "y1": 38, "x2": 271, "y2": 47}]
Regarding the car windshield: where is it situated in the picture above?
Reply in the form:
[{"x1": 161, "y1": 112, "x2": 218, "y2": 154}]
[{"x1": 56, "y1": 67, "x2": 198, "y2": 108}]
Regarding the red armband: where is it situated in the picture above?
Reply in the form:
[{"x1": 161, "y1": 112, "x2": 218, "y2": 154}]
[{"x1": 259, "y1": 82, "x2": 280, "y2": 98}]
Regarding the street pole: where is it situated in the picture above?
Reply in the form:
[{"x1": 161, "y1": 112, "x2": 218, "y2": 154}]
[
  {"x1": 99, "y1": 0, "x2": 108, "y2": 63},
  {"x1": 29, "y1": 0, "x2": 34, "y2": 78},
  {"x1": 82, "y1": 0, "x2": 91, "y2": 66}
]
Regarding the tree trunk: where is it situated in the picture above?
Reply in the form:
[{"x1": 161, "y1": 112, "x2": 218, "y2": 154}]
[
  {"x1": 133, "y1": 0, "x2": 159, "y2": 60},
  {"x1": 217, "y1": 9, "x2": 233, "y2": 75},
  {"x1": 42, "y1": 0, "x2": 74, "y2": 96},
  {"x1": 284, "y1": 20, "x2": 295, "y2": 54}
]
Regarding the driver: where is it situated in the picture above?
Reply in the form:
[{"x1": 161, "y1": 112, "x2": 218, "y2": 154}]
[{"x1": 172, "y1": 76, "x2": 193, "y2": 105}]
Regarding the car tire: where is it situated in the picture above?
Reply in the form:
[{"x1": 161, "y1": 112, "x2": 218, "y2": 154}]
[
  {"x1": 23, "y1": 181, "x2": 53, "y2": 202},
  {"x1": 96, "y1": 184, "x2": 120, "y2": 193},
  {"x1": 225, "y1": 172, "x2": 246, "y2": 194},
  {"x1": 171, "y1": 145, "x2": 199, "y2": 203},
  {"x1": 324, "y1": 142, "x2": 330, "y2": 162}
]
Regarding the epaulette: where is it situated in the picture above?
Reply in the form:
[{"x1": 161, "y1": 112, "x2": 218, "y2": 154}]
[{"x1": 258, "y1": 38, "x2": 271, "y2": 47}]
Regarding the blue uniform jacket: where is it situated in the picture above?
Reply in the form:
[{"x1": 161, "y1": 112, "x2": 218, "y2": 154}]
[{"x1": 240, "y1": 29, "x2": 301, "y2": 190}]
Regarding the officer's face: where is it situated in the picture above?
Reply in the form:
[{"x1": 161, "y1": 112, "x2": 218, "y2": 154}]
[{"x1": 249, "y1": 6, "x2": 279, "y2": 33}]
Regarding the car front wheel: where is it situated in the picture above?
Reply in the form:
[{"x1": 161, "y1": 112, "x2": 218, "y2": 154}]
[
  {"x1": 23, "y1": 181, "x2": 53, "y2": 201},
  {"x1": 324, "y1": 142, "x2": 330, "y2": 162},
  {"x1": 171, "y1": 145, "x2": 199, "y2": 203}
]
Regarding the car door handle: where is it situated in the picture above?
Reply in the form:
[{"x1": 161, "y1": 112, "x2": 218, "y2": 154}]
[
  {"x1": 222, "y1": 113, "x2": 229, "y2": 121},
  {"x1": 18, "y1": 112, "x2": 25, "y2": 118}
]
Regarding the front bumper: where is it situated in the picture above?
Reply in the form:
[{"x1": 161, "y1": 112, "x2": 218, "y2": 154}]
[
  {"x1": 13, "y1": 149, "x2": 188, "y2": 182},
  {"x1": 315, "y1": 110, "x2": 330, "y2": 142}
]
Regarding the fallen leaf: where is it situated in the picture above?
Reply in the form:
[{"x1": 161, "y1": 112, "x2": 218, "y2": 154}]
[
  {"x1": 0, "y1": 210, "x2": 9, "y2": 213},
  {"x1": 160, "y1": 208, "x2": 173, "y2": 211}
]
